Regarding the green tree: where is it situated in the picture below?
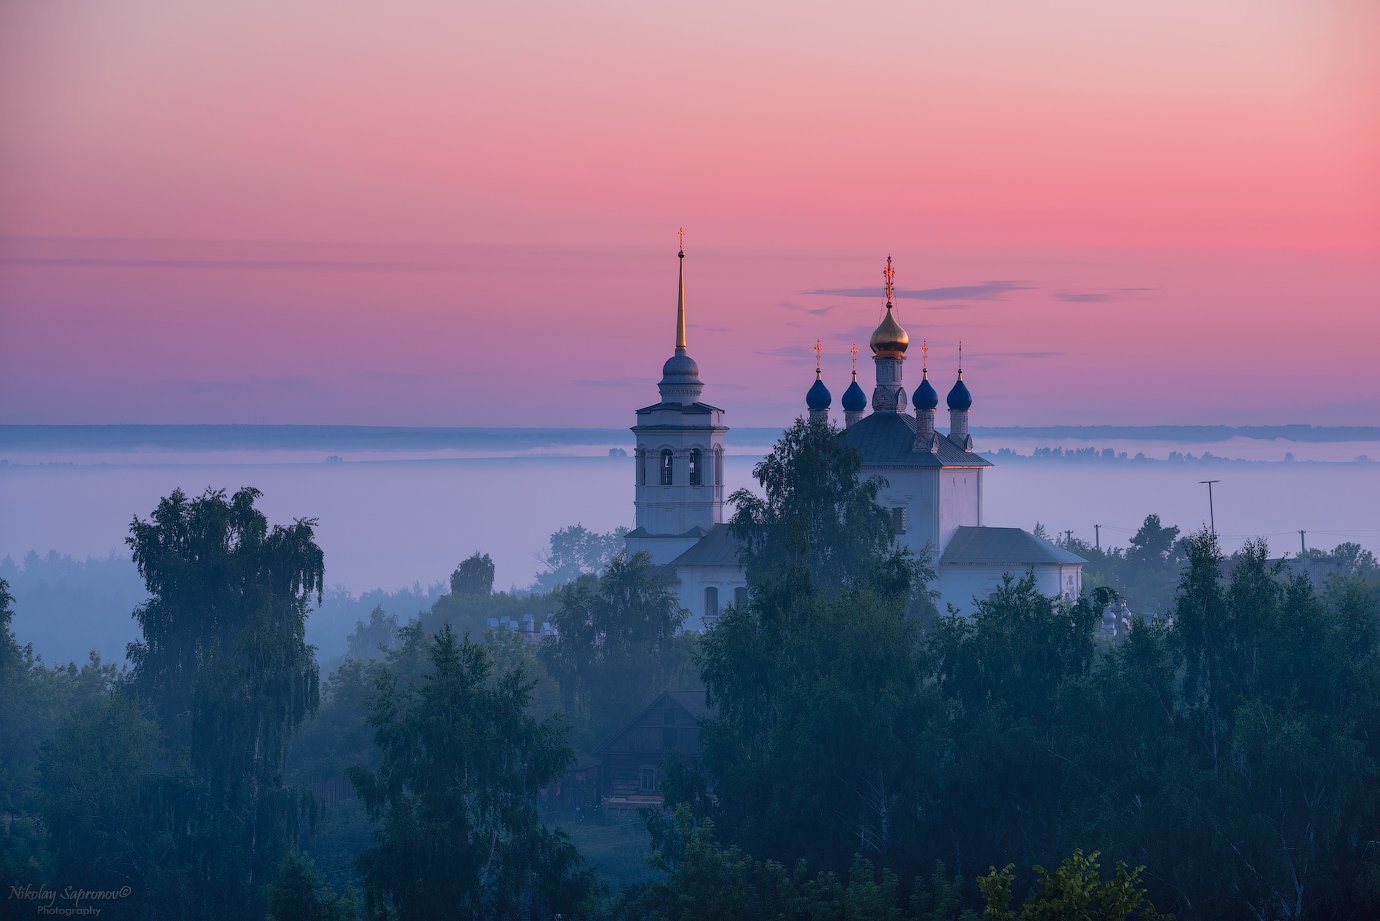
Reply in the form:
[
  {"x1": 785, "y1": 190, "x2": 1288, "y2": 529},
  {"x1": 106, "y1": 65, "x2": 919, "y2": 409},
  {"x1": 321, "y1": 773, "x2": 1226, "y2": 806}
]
[
  {"x1": 532, "y1": 524, "x2": 629, "y2": 592},
  {"x1": 1, "y1": 580, "x2": 129, "y2": 888},
  {"x1": 977, "y1": 850, "x2": 1170, "y2": 920},
  {"x1": 927, "y1": 573, "x2": 1100, "y2": 873},
  {"x1": 619, "y1": 805, "x2": 976, "y2": 921},
  {"x1": 125, "y1": 486, "x2": 325, "y2": 919},
  {"x1": 698, "y1": 419, "x2": 931, "y2": 871},
  {"x1": 350, "y1": 625, "x2": 593, "y2": 920},
  {"x1": 268, "y1": 852, "x2": 359, "y2": 921},
  {"x1": 345, "y1": 605, "x2": 399, "y2": 661},
  {"x1": 1330, "y1": 541, "x2": 1379, "y2": 577},
  {"x1": 539, "y1": 552, "x2": 690, "y2": 745},
  {"x1": 728, "y1": 418, "x2": 905, "y2": 600},
  {"x1": 38, "y1": 690, "x2": 160, "y2": 913},
  {"x1": 452, "y1": 552, "x2": 496, "y2": 597}
]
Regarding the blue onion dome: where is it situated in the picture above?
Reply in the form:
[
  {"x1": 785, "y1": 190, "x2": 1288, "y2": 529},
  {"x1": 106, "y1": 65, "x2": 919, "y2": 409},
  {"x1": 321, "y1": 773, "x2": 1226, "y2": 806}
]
[
  {"x1": 869, "y1": 305, "x2": 909, "y2": 359},
  {"x1": 806, "y1": 374, "x2": 832, "y2": 410},
  {"x1": 842, "y1": 379, "x2": 867, "y2": 411},
  {"x1": 661, "y1": 351, "x2": 700, "y2": 381},
  {"x1": 947, "y1": 372, "x2": 972, "y2": 411},
  {"x1": 914, "y1": 371, "x2": 939, "y2": 410}
]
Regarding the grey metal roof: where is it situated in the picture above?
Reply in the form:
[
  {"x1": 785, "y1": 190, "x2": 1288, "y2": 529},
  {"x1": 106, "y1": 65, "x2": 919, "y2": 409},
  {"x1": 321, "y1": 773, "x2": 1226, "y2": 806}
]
[
  {"x1": 940, "y1": 526, "x2": 1087, "y2": 566},
  {"x1": 837, "y1": 412, "x2": 992, "y2": 468},
  {"x1": 670, "y1": 523, "x2": 741, "y2": 567},
  {"x1": 625, "y1": 525, "x2": 710, "y2": 540},
  {"x1": 635, "y1": 401, "x2": 726, "y2": 415}
]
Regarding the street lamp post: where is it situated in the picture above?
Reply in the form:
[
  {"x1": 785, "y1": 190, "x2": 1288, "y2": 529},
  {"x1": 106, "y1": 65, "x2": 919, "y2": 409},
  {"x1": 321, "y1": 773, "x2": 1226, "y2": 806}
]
[{"x1": 1199, "y1": 479, "x2": 1221, "y2": 537}]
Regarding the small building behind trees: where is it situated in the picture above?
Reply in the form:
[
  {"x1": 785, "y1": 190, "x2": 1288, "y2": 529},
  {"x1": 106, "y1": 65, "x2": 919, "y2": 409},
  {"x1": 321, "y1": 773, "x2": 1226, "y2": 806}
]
[{"x1": 597, "y1": 690, "x2": 714, "y2": 816}]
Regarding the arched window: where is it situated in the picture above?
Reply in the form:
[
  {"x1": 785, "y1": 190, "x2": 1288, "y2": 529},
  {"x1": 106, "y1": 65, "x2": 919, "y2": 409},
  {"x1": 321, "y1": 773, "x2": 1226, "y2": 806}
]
[
  {"x1": 714, "y1": 447, "x2": 724, "y2": 488},
  {"x1": 636, "y1": 448, "x2": 646, "y2": 486},
  {"x1": 734, "y1": 586, "x2": 748, "y2": 607},
  {"x1": 689, "y1": 448, "x2": 702, "y2": 486},
  {"x1": 660, "y1": 449, "x2": 674, "y2": 485},
  {"x1": 704, "y1": 586, "x2": 719, "y2": 618}
]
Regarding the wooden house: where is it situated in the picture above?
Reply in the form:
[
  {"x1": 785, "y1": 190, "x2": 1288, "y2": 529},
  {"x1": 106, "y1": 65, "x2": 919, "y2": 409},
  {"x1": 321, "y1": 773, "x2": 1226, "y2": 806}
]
[{"x1": 597, "y1": 690, "x2": 714, "y2": 815}]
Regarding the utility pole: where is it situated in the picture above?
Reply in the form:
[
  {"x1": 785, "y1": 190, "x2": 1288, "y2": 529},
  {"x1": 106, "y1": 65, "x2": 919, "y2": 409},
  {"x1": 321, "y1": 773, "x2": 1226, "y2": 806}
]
[
  {"x1": 1299, "y1": 529, "x2": 1307, "y2": 556},
  {"x1": 1094, "y1": 524, "x2": 1101, "y2": 551},
  {"x1": 1199, "y1": 480, "x2": 1221, "y2": 537}
]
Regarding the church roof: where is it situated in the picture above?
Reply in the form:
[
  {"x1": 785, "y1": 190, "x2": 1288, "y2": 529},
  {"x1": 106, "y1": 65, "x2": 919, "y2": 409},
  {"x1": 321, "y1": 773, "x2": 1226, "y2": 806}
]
[
  {"x1": 634, "y1": 400, "x2": 726, "y2": 416},
  {"x1": 837, "y1": 412, "x2": 991, "y2": 468},
  {"x1": 940, "y1": 526, "x2": 1086, "y2": 566},
  {"x1": 669, "y1": 523, "x2": 741, "y2": 567}
]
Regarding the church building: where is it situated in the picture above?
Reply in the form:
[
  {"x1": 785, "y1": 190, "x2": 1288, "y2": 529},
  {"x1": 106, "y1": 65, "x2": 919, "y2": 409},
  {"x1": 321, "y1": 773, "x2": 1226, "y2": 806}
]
[{"x1": 625, "y1": 245, "x2": 1083, "y2": 628}]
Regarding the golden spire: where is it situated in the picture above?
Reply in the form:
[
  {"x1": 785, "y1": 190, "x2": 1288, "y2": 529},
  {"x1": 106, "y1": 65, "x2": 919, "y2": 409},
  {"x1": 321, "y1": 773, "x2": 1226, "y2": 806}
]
[
  {"x1": 850, "y1": 342, "x2": 859, "y2": 380},
  {"x1": 814, "y1": 338, "x2": 823, "y2": 378},
  {"x1": 883, "y1": 254, "x2": 895, "y2": 305},
  {"x1": 922, "y1": 338, "x2": 929, "y2": 377},
  {"x1": 675, "y1": 227, "x2": 687, "y2": 351},
  {"x1": 958, "y1": 340, "x2": 963, "y2": 379}
]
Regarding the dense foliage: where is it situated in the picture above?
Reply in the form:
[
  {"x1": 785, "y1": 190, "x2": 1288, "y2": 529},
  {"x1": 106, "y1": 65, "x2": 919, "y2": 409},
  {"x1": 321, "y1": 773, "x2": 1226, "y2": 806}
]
[
  {"x1": 350, "y1": 625, "x2": 593, "y2": 920},
  {"x1": 540, "y1": 553, "x2": 697, "y2": 748}
]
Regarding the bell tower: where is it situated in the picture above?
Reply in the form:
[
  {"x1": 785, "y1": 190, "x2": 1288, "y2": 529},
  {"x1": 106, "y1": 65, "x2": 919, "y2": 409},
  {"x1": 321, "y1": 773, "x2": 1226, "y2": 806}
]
[{"x1": 625, "y1": 232, "x2": 729, "y2": 564}]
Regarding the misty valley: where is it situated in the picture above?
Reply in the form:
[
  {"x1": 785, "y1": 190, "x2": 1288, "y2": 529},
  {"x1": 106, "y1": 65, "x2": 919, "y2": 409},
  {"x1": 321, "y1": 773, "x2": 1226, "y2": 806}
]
[{"x1": 3, "y1": 422, "x2": 1379, "y2": 920}]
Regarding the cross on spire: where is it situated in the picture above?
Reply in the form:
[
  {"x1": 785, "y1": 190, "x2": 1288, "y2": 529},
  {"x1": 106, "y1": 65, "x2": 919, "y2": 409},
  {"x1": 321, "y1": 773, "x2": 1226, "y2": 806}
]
[
  {"x1": 814, "y1": 338, "x2": 823, "y2": 377},
  {"x1": 850, "y1": 342, "x2": 859, "y2": 379},
  {"x1": 922, "y1": 337, "x2": 929, "y2": 371},
  {"x1": 883, "y1": 255, "x2": 895, "y2": 304},
  {"x1": 675, "y1": 227, "x2": 687, "y2": 350}
]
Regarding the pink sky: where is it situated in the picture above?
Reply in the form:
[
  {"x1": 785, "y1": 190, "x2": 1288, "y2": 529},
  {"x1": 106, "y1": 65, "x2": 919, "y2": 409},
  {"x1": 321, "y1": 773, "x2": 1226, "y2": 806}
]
[{"x1": 2, "y1": 0, "x2": 1377, "y2": 427}]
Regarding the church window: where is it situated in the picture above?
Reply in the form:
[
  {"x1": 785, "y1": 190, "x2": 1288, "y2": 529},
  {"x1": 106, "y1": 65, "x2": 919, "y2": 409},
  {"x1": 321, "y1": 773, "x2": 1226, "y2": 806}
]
[
  {"x1": 636, "y1": 448, "x2": 646, "y2": 486},
  {"x1": 689, "y1": 448, "x2": 702, "y2": 485},
  {"x1": 660, "y1": 449, "x2": 673, "y2": 485},
  {"x1": 891, "y1": 507, "x2": 907, "y2": 535},
  {"x1": 714, "y1": 448, "x2": 724, "y2": 487},
  {"x1": 704, "y1": 586, "x2": 719, "y2": 618},
  {"x1": 734, "y1": 586, "x2": 748, "y2": 607},
  {"x1": 640, "y1": 766, "x2": 657, "y2": 792}
]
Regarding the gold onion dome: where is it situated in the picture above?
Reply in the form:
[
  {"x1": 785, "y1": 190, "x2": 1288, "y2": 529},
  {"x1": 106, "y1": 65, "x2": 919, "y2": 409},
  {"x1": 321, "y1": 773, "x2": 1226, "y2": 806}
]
[{"x1": 869, "y1": 305, "x2": 909, "y2": 360}]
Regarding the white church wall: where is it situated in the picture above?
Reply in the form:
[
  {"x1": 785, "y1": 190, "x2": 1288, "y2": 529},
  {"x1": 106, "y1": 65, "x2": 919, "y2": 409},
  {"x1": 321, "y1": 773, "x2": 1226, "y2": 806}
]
[
  {"x1": 674, "y1": 564, "x2": 748, "y2": 631},
  {"x1": 936, "y1": 563, "x2": 1073, "y2": 615},
  {"x1": 872, "y1": 467, "x2": 940, "y2": 561},
  {"x1": 937, "y1": 468, "x2": 982, "y2": 549}
]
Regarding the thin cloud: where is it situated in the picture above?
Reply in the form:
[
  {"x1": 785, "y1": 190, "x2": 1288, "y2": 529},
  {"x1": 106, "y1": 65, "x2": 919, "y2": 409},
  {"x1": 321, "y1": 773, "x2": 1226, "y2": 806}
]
[
  {"x1": 0, "y1": 256, "x2": 459, "y2": 274},
  {"x1": 777, "y1": 301, "x2": 837, "y2": 316},
  {"x1": 805, "y1": 281, "x2": 1030, "y2": 301},
  {"x1": 1056, "y1": 287, "x2": 1159, "y2": 302}
]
